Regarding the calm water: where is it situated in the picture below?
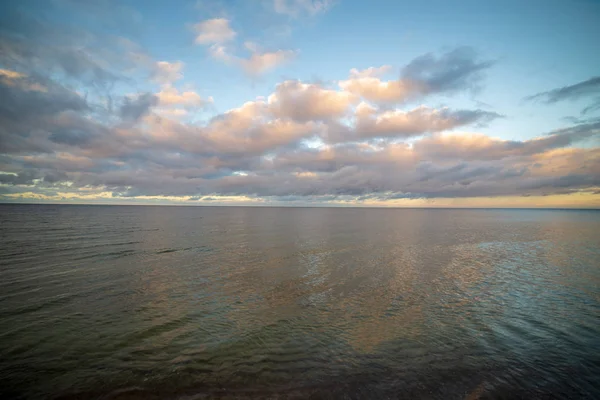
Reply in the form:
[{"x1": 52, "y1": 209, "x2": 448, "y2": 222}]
[{"x1": 0, "y1": 205, "x2": 599, "y2": 399}]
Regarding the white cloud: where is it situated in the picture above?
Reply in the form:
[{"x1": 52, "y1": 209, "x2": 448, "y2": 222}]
[
  {"x1": 241, "y1": 48, "x2": 296, "y2": 76},
  {"x1": 268, "y1": 80, "x2": 357, "y2": 121},
  {"x1": 151, "y1": 61, "x2": 184, "y2": 85},
  {"x1": 348, "y1": 65, "x2": 392, "y2": 79},
  {"x1": 149, "y1": 61, "x2": 212, "y2": 113},
  {"x1": 339, "y1": 73, "x2": 422, "y2": 105},
  {"x1": 156, "y1": 108, "x2": 188, "y2": 118},
  {"x1": 208, "y1": 44, "x2": 237, "y2": 64},
  {"x1": 156, "y1": 86, "x2": 212, "y2": 108},
  {"x1": 194, "y1": 18, "x2": 236, "y2": 45},
  {"x1": 273, "y1": 0, "x2": 335, "y2": 17},
  {"x1": 208, "y1": 43, "x2": 296, "y2": 76}
]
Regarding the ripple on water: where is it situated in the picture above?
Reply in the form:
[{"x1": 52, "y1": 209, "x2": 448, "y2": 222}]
[{"x1": 0, "y1": 206, "x2": 599, "y2": 399}]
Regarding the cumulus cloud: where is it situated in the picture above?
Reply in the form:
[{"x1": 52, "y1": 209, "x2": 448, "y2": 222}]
[
  {"x1": 240, "y1": 48, "x2": 296, "y2": 76},
  {"x1": 268, "y1": 80, "x2": 357, "y2": 121},
  {"x1": 194, "y1": 18, "x2": 237, "y2": 45},
  {"x1": 414, "y1": 122, "x2": 600, "y2": 161},
  {"x1": 349, "y1": 106, "x2": 502, "y2": 141},
  {"x1": 340, "y1": 47, "x2": 493, "y2": 105},
  {"x1": 339, "y1": 72, "x2": 422, "y2": 105},
  {"x1": 198, "y1": 101, "x2": 317, "y2": 155},
  {"x1": 147, "y1": 61, "x2": 211, "y2": 116},
  {"x1": 156, "y1": 86, "x2": 212, "y2": 108},
  {"x1": 0, "y1": 4, "x2": 598, "y2": 207},
  {"x1": 3, "y1": 63, "x2": 597, "y2": 203},
  {"x1": 0, "y1": 72, "x2": 89, "y2": 154}
]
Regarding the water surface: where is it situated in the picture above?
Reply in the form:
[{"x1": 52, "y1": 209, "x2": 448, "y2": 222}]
[{"x1": 1, "y1": 205, "x2": 599, "y2": 399}]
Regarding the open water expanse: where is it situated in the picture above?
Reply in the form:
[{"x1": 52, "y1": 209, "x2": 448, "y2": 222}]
[{"x1": 0, "y1": 204, "x2": 599, "y2": 399}]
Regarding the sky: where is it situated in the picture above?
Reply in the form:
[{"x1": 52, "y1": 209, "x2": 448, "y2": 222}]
[{"x1": 0, "y1": 0, "x2": 599, "y2": 208}]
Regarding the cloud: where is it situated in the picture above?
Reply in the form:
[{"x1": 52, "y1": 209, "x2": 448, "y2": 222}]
[
  {"x1": 0, "y1": 69, "x2": 47, "y2": 92},
  {"x1": 199, "y1": 101, "x2": 317, "y2": 155},
  {"x1": 46, "y1": 111, "x2": 113, "y2": 150},
  {"x1": 348, "y1": 66, "x2": 392, "y2": 79},
  {"x1": 208, "y1": 42, "x2": 296, "y2": 76},
  {"x1": 0, "y1": 171, "x2": 37, "y2": 185},
  {"x1": 526, "y1": 76, "x2": 600, "y2": 104},
  {"x1": 148, "y1": 60, "x2": 212, "y2": 113},
  {"x1": 0, "y1": 0, "x2": 163, "y2": 130},
  {"x1": 0, "y1": 9, "x2": 125, "y2": 91},
  {"x1": 120, "y1": 93, "x2": 158, "y2": 121},
  {"x1": 268, "y1": 80, "x2": 357, "y2": 121},
  {"x1": 240, "y1": 48, "x2": 296, "y2": 76},
  {"x1": 7, "y1": 61, "x2": 593, "y2": 202},
  {"x1": 339, "y1": 72, "x2": 422, "y2": 105},
  {"x1": 0, "y1": 69, "x2": 26, "y2": 80},
  {"x1": 414, "y1": 121, "x2": 600, "y2": 161},
  {"x1": 339, "y1": 47, "x2": 493, "y2": 104},
  {"x1": 401, "y1": 47, "x2": 493, "y2": 93},
  {"x1": 151, "y1": 61, "x2": 184, "y2": 85},
  {"x1": 526, "y1": 76, "x2": 600, "y2": 116},
  {"x1": 156, "y1": 86, "x2": 212, "y2": 108},
  {"x1": 260, "y1": 137, "x2": 600, "y2": 199},
  {"x1": 194, "y1": 18, "x2": 236, "y2": 45},
  {"x1": 0, "y1": 73, "x2": 89, "y2": 154},
  {"x1": 49, "y1": 128, "x2": 95, "y2": 147},
  {"x1": 208, "y1": 44, "x2": 237, "y2": 64},
  {"x1": 273, "y1": 0, "x2": 335, "y2": 17},
  {"x1": 0, "y1": 6, "x2": 598, "y2": 207},
  {"x1": 349, "y1": 106, "x2": 502, "y2": 141}
]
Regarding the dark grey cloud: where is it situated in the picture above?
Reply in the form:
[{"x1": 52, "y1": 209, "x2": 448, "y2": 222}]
[
  {"x1": 0, "y1": 75, "x2": 88, "y2": 120},
  {"x1": 339, "y1": 47, "x2": 494, "y2": 106},
  {"x1": 401, "y1": 47, "x2": 494, "y2": 95},
  {"x1": 0, "y1": 0, "x2": 152, "y2": 117},
  {"x1": 521, "y1": 173, "x2": 600, "y2": 192},
  {"x1": 0, "y1": 76, "x2": 89, "y2": 154},
  {"x1": 48, "y1": 129, "x2": 93, "y2": 147},
  {"x1": 526, "y1": 76, "x2": 600, "y2": 117},
  {"x1": 526, "y1": 76, "x2": 600, "y2": 104},
  {"x1": 0, "y1": 171, "x2": 37, "y2": 185},
  {"x1": 120, "y1": 93, "x2": 158, "y2": 121},
  {"x1": 42, "y1": 171, "x2": 69, "y2": 184},
  {"x1": 450, "y1": 109, "x2": 503, "y2": 127},
  {"x1": 0, "y1": 9, "x2": 117, "y2": 88}
]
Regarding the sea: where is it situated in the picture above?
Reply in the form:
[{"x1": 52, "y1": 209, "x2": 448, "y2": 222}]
[{"x1": 0, "y1": 204, "x2": 599, "y2": 399}]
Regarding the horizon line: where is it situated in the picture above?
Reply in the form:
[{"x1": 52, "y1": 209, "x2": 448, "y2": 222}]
[{"x1": 1, "y1": 201, "x2": 599, "y2": 211}]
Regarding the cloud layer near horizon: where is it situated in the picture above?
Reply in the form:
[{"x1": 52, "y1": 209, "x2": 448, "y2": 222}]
[{"x1": 0, "y1": 1, "x2": 599, "y2": 207}]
